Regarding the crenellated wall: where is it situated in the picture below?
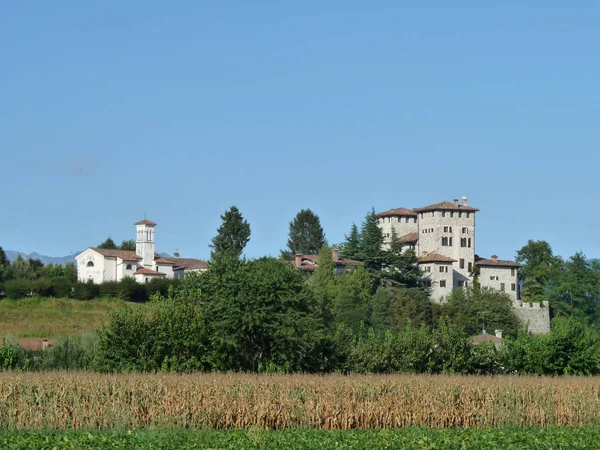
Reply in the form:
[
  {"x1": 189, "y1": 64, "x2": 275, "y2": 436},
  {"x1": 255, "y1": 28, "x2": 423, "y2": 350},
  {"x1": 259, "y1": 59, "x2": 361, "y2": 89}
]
[{"x1": 513, "y1": 300, "x2": 550, "y2": 334}]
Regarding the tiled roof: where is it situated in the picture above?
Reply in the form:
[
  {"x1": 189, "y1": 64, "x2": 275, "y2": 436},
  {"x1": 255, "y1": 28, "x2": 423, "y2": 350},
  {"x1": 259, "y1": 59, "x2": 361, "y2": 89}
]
[
  {"x1": 418, "y1": 252, "x2": 456, "y2": 263},
  {"x1": 413, "y1": 201, "x2": 479, "y2": 213},
  {"x1": 293, "y1": 254, "x2": 361, "y2": 272},
  {"x1": 375, "y1": 207, "x2": 417, "y2": 217},
  {"x1": 476, "y1": 257, "x2": 520, "y2": 268},
  {"x1": 472, "y1": 334, "x2": 502, "y2": 345},
  {"x1": 154, "y1": 258, "x2": 175, "y2": 265},
  {"x1": 92, "y1": 248, "x2": 141, "y2": 261},
  {"x1": 400, "y1": 232, "x2": 419, "y2": 243},
  {"x1": 172, "y1": 258, "x2": 208, "y2": 271},
  {"x1": 134, "y1": 268, "x2": 166, "y2": 276},
  {"x1": 135, "y1": 219, "x2": 157, "y2": 226}
]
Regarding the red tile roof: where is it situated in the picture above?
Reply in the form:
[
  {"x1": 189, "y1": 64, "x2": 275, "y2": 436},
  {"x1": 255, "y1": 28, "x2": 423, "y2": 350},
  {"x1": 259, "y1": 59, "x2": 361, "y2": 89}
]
[
  {"x1": 172, "y1": 258, "x2": 208, "y2": 271},
  {"x1": 476, "y1": 257, "x2": 520, "y2": 268},
  {"x1": 135, "y1": 219, "x2": 157, "y2": 226},
  {"x1": 134, "y1": 268, "x2": 166, "y2": 276},
  {"x1": 154, "y1": 258, "x2": 175, "y2": 265},
  {"x1": 400, "y1": 232, "x2": 419, "y2": 243},
  {"x1": 92, "y1": 248, "x2": 141, "y2": 261},
  {"x1": 413, "y1": 201, "x2": 479, "y2": 213},
  {"x1": 418, "y1": 252, "x2": 456, "y2": 263},
  {"x1": 375, "y1": 207, "x2": 417, "y2": 217},
  {"x1": 292, "y1": 254, "x2": 361, "y2": 272}
]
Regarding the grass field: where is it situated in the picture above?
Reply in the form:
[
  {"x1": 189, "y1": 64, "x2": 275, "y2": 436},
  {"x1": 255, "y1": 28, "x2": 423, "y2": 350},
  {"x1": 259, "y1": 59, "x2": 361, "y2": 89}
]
[
  {"x1": 1, "y1": 428, "x2": 599, "y2": 449},
  {"x1": 2, "y1": 373, "x2": 600, "y2": 430},
  {"x1": 0, "y1": 297, "x2": 135, "y2": 338}
]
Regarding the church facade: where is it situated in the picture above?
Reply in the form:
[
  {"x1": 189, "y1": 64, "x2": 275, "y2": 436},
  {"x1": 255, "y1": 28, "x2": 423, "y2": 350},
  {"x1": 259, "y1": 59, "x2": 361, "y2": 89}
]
[{"x1": 75, "y1": 219, "x2": 207, "y2": 284}]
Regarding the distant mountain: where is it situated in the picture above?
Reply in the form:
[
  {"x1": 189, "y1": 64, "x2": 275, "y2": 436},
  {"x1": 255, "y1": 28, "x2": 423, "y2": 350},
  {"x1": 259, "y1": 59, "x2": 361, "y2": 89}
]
[{"x1": 5, "y1": 251, "x2": 79, "y2": 266}]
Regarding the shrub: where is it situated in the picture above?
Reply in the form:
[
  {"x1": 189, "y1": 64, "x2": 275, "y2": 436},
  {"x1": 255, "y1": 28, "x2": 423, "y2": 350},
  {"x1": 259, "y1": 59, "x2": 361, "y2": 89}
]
[
  {"x1": 34, "y1": 335, "x2": 96, "y2": 371},
  {"x1": 30, "y1": 278, "x2": 54, "y2": 297},
  {"x1": 73, "y1": 280, "x2": 100, "y2": 300},
  {"x1": 99, "y1": 281, "x2": 120, "y2": 298},
  {"x1": 3, "y1": 278, "x2": 32, "y2": 299},
  {"x1": 0, "y1": 339, "x2": 30, "y2": 370},
  {"x1": 118, "y1": 277, "x2": 148, "y2": 302},
  {"x1": 50, "y1": 276, "x2": 74, "y2": 298}
]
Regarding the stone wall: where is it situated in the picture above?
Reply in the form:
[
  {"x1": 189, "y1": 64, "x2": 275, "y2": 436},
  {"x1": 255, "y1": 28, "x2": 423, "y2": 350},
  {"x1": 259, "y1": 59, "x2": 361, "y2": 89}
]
[{"x1": 513, "y1": 300, "x2": 550, "y2": 334}]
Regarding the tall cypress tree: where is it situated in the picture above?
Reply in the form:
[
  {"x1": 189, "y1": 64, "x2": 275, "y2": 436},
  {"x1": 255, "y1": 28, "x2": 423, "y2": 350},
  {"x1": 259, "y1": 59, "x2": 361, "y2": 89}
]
[
  {"x1": 340, "y1": 223, "x2": 360, "y2": 260},
  {"x1": 210, "y1": 206, "x2": 251, "y2": 261},
  {"x1": 359, "y1": 208, "x2": 384, "y2": 271},
  {"x1": 286, "y1": 209, "x2": 326, "y2": 255}
]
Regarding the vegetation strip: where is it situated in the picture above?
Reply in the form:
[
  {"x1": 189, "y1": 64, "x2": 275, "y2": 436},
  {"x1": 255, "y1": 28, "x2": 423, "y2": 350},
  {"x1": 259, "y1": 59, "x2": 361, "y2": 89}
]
[
  {"x1": 1, "y1": 428, "x2": 600, "y2": 449},
  {"x1": 1, "y1": 373, "x2": 600, "y2": 430}
]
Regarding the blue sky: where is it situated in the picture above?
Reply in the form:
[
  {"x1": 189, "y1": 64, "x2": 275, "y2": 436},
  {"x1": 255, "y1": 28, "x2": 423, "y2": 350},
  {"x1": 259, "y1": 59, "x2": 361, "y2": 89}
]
[{"x1": 1, "y1": 1, "x2": 599, "y2": 262}]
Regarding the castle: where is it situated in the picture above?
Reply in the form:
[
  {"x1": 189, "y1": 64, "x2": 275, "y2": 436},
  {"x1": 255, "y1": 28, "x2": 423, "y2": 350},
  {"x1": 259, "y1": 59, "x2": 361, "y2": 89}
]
[
  {"x1": 75, "y1": 219, "x2": 207, "y2": 284},
  {"x1": 376, "y1": 196, "x2": 550, "y2": 333}
]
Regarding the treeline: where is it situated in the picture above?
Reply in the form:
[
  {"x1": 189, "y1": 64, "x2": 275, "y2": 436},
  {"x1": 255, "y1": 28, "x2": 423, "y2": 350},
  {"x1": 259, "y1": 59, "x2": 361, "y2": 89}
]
[{"x1": 1, "y1": 207, "x2": 600, "y2": 375}]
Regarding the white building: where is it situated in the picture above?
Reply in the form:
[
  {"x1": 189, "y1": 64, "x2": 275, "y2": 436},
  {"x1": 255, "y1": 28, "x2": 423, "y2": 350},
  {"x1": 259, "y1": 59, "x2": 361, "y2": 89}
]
[
  {"x1": 76, "y1": 219, "x2": 207, "y2": 283},
  {"x1": 376, "y1": 196, "x2": 519, "y2": 303}
]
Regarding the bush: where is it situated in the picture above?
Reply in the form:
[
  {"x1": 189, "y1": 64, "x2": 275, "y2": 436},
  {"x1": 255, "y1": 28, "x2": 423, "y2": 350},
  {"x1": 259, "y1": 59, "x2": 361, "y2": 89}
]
[
  {"x1": 0, "y1": 339, "x2": 30, "y2": 370},
  {"x1": 73, "y1": 280, "x2": 100, "y2": 300},
  {"x1": 118, "y1": 277, "x2": 148, "y2": 302},
  {"x1": 50, "y1": 276, "x2": 74, "y2": 298},
  {"x1": 3, "y1": 278, "x2": 32, "y2": 299},
  {"x1": 34, "y1": 335, "x2": 96, "y2": 371},
  {"x1": 31, "y1": 278, "x2": 54, "y2": 297},
  {"x1": 146, "y1": 278, "x2": 172, "y2": 298},
  {"x1": 99, "y1": 281, "x2": 120, "y2": 298}
]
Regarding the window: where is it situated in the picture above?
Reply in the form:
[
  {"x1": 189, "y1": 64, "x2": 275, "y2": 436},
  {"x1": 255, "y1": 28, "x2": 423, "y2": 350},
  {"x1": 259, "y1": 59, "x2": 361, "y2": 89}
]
[
  {"x1": 126, "y1": 264, "x2": 132, "y2": 270},
  {"x1": 466, "y1": 212, "x2": 470, "y2": 218},
  {"x1": 405, "y1": 217, "x2": 409, "y2": 223},
  {"x1": 460, "y1": 258, "x2": 465, "y2": 269},
  {"x1": 458, "y1": 212, "x2": 462, "y2": 218},
  {"x1": 490, "y1": 275, "x2": 499, "y2": 281},
  {"x1": 468, "y1": 262, "x2": 473, "y2": 272},
  {"x1": 468, "y1": 238, "x2": 471, "y2": 248},
  {"x1": 442, "y1": 237, "x2": 448, "y2": 246},
  {"x1": 460, "y1": 238, "x2": 466, "y2": 247},
  {"x1": 444, "y1": 226, "x2": 448, "y2": 233},
  {"x1": 449, "y1": 237, "x2": 453, "y2": 246},
  {"x1": 458, "y1": 280, "x2": 464, "y2": 287},
  {"x1": 500, "y1": 283, "x2": 505, "y2": 291},
  {"x1": 440, "y1": 280, "x2": 446, "y2": 288},
  {"x1": 442, "y1": 211, "x2": 446, "y2": 217},
  {"x1": 511, "y1": 283, "x2": 516, "y2": 291},
  {"x1": 462, "y1": 227, "x2": 468, "y2": 234},
  {"x1": 450, "y1": 212, "x2": 454, "y2": 217},
  {"x1": 439, "y1": 265, "x2": 446, "y2": 273},
  {"x1": 511, "y1": 268, "x2": 516, "y2": 276},
  {"x1": 86, "y1": 261, "x2": 94, "y2": 267}
]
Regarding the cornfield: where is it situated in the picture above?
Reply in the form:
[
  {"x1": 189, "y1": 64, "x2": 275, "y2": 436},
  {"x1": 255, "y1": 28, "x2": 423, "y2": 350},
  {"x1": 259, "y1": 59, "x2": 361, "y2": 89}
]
[{"x1": 1, "y1": 373, "x2": 599, "y2": 430}]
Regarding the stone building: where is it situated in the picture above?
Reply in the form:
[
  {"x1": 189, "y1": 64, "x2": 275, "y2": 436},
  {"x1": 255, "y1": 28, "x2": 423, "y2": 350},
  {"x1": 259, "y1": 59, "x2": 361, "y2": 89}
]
[
  {"x1": 75, "y1": 219, "x2": 207, "y2": 283},
  {"x1": 376, "y1": 195, "x2": 550, "y2": 333}
]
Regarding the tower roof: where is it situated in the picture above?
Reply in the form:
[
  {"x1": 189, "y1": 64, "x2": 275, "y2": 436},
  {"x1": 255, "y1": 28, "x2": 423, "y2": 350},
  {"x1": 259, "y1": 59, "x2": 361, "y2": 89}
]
[
  {"x1": 413, "y1": 201, "x2": 479, "y2": 213},
  {"x1": 375, "y1": 207, "x2": 417, "y2": 217},
  {"x1": 135, "y1": 219, "x2": 157, "y2": 226}
]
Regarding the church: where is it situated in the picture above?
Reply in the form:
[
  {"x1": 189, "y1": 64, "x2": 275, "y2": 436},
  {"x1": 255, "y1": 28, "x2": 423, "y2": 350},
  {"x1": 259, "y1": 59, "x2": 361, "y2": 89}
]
[{"x1": 75, "y1": 219, "x2": 207, "y2": 283}]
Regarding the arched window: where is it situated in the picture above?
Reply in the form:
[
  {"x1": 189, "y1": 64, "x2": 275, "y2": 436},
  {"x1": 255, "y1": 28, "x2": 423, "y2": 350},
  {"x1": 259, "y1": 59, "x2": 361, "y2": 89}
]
[
  {"x1": 86, "y1": 261, "x2": 94, "y2": 267},
  {"x1": 126, "y1": 264, "x2": 132, "y2": 270}
]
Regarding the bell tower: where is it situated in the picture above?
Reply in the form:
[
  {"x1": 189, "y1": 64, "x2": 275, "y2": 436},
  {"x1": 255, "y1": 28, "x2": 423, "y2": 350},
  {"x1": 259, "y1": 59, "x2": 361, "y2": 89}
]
[{"x1": 135, "y1": 219, "x2": 156, "y2": 267}]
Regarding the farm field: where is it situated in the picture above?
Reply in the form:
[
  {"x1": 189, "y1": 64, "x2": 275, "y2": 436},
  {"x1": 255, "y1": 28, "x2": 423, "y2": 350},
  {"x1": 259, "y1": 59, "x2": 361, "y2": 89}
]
[
  {"x1": 1, "y1": 428, "x2": 600, "y2": 450},
  {"x1": 0, "y1": 297, "x2": 137, "y2": 338},
  {"x1": 2, "y1": 373, "x2": 600, "y2": 430}
]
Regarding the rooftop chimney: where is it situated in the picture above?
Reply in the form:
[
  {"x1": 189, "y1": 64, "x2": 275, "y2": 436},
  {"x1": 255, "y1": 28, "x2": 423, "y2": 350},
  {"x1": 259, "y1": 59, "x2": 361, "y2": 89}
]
[
  {"x1": 495, "y1": 330, "x2": 503, "y2": 339},
  {"x1": 174, "y1": 252, "x2": 180, "y2": 258},
  {"x1": 491, "y1": 255, "x2": 498, "y2": 262},
  {"x1": 332, "y1": 247, "x2": 339, "y2": 262},
  {"x1": 295, "y1": 253, "x2": 302, "y2": 268},
  {"x1": 461, "y1": 195, "x2": 468, "y2": 206},
  {"x1": 453, "y1": 198, "x2": 459, "y2": 206}
]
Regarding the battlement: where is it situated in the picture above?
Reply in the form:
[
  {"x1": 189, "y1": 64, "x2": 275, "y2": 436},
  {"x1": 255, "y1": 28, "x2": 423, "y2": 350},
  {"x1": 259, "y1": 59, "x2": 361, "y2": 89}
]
[
  {"x1": 513, "y1": 300, "x2": 549, "y2": 310},
  {"x1": 512, "y1": 300, "x2": 550, "y2": 334}
]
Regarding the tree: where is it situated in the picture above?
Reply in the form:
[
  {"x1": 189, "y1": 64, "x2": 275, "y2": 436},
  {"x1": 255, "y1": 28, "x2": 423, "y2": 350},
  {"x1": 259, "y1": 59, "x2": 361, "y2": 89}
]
[
  {"x1": 0, "y1": 246, "x2": 9, "y2": 283},
  {"x1": 379, "y1": 228, "x2": 423, "y2": 288},
  {"x1": 311, "y1": 244, "x2": 337, "y2": 325},
  {"x1": 98, "y1": 237, "x2": 118, "y2": 250},
  {"x1": 339, "y1": 223, "x2": 360, "y2": 260},
  {"x1": 119, "y1": 239, "x2": 136, "y2": 251},
  {"x1": 549, "y1": 252, "x2": 599, "y2": 324},
  {"x1": 285, "y1": 209, "x2": 326, "y2": 256},
  {"x1": 442, "y1": 285, "x2": 523, "y2": 337},
  {"x1": 210, "y1": 206, "x2": 251, "y2": 261},
  {"x1": 515, "y1": 240, "x2": 561, "y2": 301},
  {"x1": 358, "y1": 209, "x2": 384, "y2": 272}
]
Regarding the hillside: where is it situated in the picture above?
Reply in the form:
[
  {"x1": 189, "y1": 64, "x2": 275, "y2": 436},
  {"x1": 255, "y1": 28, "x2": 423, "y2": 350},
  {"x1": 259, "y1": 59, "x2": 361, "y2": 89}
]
[
  {"x1": 5, "y1": 251, "x2": 79, "y2": 266},
  {"x1": 0, "y1": 297, "x2": 138, "y2": 339}
]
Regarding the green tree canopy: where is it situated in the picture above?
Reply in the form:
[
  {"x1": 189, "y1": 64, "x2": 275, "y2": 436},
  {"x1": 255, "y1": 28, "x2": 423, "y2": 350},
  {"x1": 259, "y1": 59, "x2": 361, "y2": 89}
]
[
  {"x1": 442, "y1": 285, "x2": 523, "y2": 337},
  {"x1": 358, "y1": 209, "x2": 384, "y2": 273},
  {"x1": 210, "y1": 206, "x2": 251, "y2": 261},
  {"x1": 339, "y1": 223, "x2": 360, "y2": 260},
  {"x1": 97, "y1": 237, "x2": 118, "y2": 250},
  {"x1": 119, "y1": 240, "x2": 136, "y2": 251},
  {"x1": 286, "y1": 209, "x2": 326, "y2": 256},
  {"x1": 515, "y1": 240, "x2": 561, "y2": 301}
]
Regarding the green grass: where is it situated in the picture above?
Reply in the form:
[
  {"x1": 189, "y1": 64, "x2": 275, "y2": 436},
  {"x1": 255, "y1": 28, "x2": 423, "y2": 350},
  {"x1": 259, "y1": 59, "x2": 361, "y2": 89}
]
[
  {"x1": 0, "y1": 297, "x2": 139, "y2": 339},
  {"x1": 1, "y1": 428, "x2": 599, "y2": 449}
]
